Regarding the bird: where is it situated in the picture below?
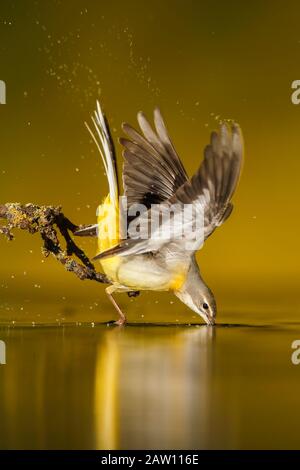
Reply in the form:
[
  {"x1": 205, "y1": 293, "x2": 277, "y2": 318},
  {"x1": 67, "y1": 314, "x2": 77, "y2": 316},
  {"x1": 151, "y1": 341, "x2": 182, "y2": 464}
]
[{"x1": 76, "y1": 101, "x2": 243, "y2": 326}]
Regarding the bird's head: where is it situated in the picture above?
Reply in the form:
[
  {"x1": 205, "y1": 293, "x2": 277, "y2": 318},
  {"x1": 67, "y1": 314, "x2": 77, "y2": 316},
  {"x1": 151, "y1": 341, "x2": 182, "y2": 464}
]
[
  {"x1": 174, "y1": 262, "x2": 217, "y2": 325},
  {"x1": 196, "y1": 285, "x2": 217, "y2": 326}
]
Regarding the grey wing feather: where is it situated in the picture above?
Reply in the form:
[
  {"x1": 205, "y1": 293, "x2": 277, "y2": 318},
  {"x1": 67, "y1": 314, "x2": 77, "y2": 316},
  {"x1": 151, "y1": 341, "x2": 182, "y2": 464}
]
[
  {"x1": 75, "y1": 224, "x2": 98, "y2": 237},
  {"x1": 172, "y1": 122, "x2": 243, "y2": 239},
  {"x1": 93, "y1": 237, "x2": 144, "y2": 261},
  {"x1": 96, "y1": 121, "x2": 243, "y2": 261},
  {"x1": 121, "y1": 108, "x2": 188, "y2": 209}
]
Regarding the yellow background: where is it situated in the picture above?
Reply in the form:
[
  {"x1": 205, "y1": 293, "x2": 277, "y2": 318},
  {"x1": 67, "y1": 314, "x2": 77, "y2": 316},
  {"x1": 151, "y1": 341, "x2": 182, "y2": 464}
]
[{"x1": 1, "y1": 0, "x2": 299, "y2": 324}]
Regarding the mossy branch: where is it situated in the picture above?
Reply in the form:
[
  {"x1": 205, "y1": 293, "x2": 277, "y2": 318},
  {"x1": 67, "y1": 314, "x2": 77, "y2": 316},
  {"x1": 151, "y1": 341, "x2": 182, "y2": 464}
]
[{"x1": 0, "y1": 203, "x2": 110, "y2": 284}]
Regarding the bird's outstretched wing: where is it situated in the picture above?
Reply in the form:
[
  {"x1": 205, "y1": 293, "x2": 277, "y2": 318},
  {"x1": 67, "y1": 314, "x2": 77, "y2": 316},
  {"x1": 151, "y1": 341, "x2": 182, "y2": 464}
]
[
  {"x1": 170, "y1": 122, "x2": 243, "y2": 240},
  {"x1": 95, "y1": 121, "x2": 243, "y2": 261},
  {"x1": 121, "y1": 108, "x2": 189, "y2": 209}
]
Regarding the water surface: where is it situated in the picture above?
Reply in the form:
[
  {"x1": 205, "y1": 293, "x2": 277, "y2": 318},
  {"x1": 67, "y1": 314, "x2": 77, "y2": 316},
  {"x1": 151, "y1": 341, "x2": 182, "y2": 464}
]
[{"x1": 0, "y1": 322, "x2": 299, "y2": 449}]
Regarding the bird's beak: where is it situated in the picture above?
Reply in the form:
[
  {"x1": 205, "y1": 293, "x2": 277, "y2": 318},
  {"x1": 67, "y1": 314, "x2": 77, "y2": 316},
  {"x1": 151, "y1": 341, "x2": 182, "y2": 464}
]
[
  {"x1": 197, "y1": 309, "x2": 215, "y2": 326},
  {"x1": 206, "y1": 315, "x2": 215, "y2": 326}
]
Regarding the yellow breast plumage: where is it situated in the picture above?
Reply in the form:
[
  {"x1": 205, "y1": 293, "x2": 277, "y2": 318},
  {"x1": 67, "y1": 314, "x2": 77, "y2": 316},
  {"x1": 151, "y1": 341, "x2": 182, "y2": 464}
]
[{"x1": 97, "y1": 194, "x2": 122, "y2": 282}]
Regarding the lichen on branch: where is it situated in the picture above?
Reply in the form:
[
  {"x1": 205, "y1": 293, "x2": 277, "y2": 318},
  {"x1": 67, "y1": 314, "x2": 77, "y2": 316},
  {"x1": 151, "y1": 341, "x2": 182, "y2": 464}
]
[{"x1": 0, "y1": 203, "x2": 110, "y2": 284}]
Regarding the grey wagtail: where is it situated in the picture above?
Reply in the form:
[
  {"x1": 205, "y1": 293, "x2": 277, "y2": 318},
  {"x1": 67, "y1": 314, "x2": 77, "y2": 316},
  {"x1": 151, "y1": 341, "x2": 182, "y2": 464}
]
[{"x1": 76, "y1": 102, "x2": 243, "y2": 325}]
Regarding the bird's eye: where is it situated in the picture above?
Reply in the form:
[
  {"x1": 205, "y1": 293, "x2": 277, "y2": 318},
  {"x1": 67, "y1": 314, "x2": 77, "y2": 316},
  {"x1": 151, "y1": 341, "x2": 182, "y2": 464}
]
[{"x1": 203, "y1": 303, "x2": 209, "y2": 310}]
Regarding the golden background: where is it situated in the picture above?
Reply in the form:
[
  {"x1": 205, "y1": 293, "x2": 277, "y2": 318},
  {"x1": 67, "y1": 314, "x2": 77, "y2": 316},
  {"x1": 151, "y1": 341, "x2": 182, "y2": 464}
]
[
  {"x1": 0, "y1": 0, "x2": 299, "y2": 324},
  {"x1": 1, "y1": 0, "x2": 300, "y2": 452}
]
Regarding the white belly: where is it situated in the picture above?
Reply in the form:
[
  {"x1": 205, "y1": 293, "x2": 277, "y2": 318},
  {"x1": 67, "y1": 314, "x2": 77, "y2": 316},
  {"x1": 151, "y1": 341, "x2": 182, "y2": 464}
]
[{"x1": 117, "y1": 257, "x2": 171, "y2": 291}]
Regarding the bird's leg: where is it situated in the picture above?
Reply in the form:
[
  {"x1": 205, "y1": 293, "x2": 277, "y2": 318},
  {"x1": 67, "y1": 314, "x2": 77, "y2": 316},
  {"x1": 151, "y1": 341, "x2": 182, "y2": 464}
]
[{"x1": 105, "y1": 285, "x2": 127, "y2": 326}]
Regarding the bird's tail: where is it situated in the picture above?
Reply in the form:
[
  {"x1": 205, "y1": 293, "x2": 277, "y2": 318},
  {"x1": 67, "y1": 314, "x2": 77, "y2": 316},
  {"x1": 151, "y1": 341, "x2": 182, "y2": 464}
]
[
  {"x1": 85, "y1": 100, "x2": 119, "y2": 207},
  {"x1": 85, "y1": 101, "x2": 121, "y2": 255},
  {"x1": 75, "y1": 101, "x2": 119, "y2": 241}
]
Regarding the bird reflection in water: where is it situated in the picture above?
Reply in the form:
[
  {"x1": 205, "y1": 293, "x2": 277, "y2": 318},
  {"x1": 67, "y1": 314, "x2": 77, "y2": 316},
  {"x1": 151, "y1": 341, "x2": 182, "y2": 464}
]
[
  {"x1": 0, "y1": 325, "x2": 215, "y2": 449},
  {"x1": 94, "y1": 326, "x2": 215, "y2": 449}
]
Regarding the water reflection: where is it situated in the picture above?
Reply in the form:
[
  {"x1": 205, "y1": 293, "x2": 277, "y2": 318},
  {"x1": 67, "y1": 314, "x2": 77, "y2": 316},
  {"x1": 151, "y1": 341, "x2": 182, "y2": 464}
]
[
  {"x1": 0, "y1": 325, "x2": 215, "y2": 449},
  {"x1": 94, "y1": 326, "x2": 214, "y2": 449},
  {"x1": 1, "y1": 324, "x2": 300, "y2": 449}
]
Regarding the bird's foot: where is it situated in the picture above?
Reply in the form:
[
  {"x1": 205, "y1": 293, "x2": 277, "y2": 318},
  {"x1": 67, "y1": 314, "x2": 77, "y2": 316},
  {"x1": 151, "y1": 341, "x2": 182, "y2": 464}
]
[
  {"x1": 127, "y1": 290, "x2": 140, "y2": 298},
  {"x1": 114, "y1": 316, "x2": 127, "y2": 326}
]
